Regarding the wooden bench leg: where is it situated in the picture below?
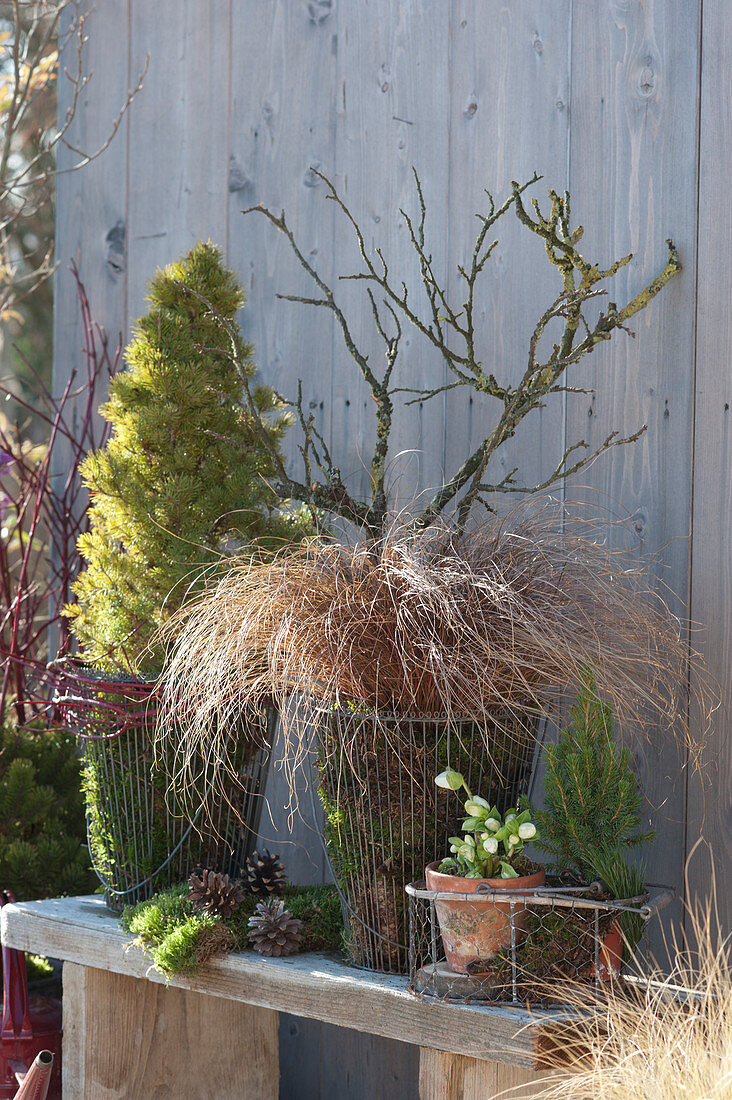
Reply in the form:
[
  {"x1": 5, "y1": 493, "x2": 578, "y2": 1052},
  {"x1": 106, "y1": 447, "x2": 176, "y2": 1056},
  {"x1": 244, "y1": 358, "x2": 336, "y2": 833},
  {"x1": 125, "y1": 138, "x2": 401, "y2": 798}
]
[
  {"x1": 62, "y1": 962, "x2": 279, "y2": 1099},
  {"x1": 419, "y1": 1048, "x2": 551, "y2": 1099}
]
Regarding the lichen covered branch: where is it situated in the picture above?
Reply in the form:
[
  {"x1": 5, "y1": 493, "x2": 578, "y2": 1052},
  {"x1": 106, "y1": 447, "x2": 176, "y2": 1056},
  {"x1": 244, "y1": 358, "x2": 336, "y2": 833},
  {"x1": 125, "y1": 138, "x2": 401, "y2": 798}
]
[{"x1": 237, "y1": 173, "x2": 679, "y2": 537}]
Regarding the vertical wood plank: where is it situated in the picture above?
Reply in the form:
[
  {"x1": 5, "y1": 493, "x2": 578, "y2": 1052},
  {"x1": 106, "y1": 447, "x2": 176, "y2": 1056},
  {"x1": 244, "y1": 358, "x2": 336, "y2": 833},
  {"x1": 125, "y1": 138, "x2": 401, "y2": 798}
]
[
  {"x1": 687, "y1": 0, "x2": 732, "y2": 931},
  {"x1": 51, "y1": 0, "x2": 131, "y2": 656},
  {"x1": 227, "y1": 0, "x2": 338, "y2": 482},
  {"x1": 333, "y1": 0, "x2": 450, "y2": 508},
  {"x1": 566, "y1": 0, "x2": 701, "y2": 938},
  {"x1": 73, "y1": 965, "x2": 279, "y2": 1098},
  {"x1": 444, "y1": 1, "x2": 571, "y2": 504},
  {"x1": 61, "y1": 962, "x2": 86, "y2": 1100},
  {"x1": 126, "y1": 0, "x2": 231, "y2": 322},
  {"x1": 228, "y1": 2, "x2": 339, "y2": 885},
  {"x1": 280, "y1": 1015, "x2": 419, "y2": 1100},
  {"x1": 419, "y1": 1049, "x2": 550, "y2": 1100},
  {"x1": 255, "y1": 717, "x2": 329, "y2": 887},
  {"x1": 54, "y1": 0, "x2": 130, "y2": 380}
]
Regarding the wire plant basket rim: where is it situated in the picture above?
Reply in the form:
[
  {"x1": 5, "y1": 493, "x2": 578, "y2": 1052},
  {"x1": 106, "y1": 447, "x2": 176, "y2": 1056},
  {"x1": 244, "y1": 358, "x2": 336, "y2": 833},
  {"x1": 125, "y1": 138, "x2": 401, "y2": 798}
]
[
  {"x1": 48, "y1": 657, "x2": 159, "y2": 740},
  {"x1": 405, "y1": 881, "x2": 676, "y2": 918}
]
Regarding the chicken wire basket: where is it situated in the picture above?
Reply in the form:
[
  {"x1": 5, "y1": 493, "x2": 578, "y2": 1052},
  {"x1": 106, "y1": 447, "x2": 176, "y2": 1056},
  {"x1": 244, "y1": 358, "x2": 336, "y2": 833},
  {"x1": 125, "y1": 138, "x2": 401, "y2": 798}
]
[
  {"x1": 406, "y1": 878, "x2": 674, "y2": 1007},
  {"x1": 51, "y1": 660, "x2": 273, "y2": 909},
  {"x1": 314, "y1": 707, "x2": 542, "y2": 974}
]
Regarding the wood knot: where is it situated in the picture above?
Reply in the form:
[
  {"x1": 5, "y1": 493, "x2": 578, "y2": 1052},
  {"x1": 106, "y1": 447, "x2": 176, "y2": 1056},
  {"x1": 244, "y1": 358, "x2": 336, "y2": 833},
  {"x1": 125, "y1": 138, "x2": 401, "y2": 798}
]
[
  {"x1": 464, "y1": 96, "x2": 478, "y2": 119},
  {"x1": 303, "y1": 162, "x2": 322, "y2": 188},
  {"x1": 639, "y1": 64, "x2": 655, "y2": 96},
  {"x1": 533, "y1": 34, "x2": 544, "y2": 54},
  {"x1": 632, "y1": 509, "x2": 648, "y2": 542},
  {"x1": 105, "y1": 219, "x2": 125, "y2": 277},
  {"x1": 634, "y1": 47, "x2": 660, "y2": 100},
  {"x1": 228, "y1": 156, "x2": 250, "y2": 193},
  {"x1": 378, "y1": 63, "x2": 391, "y2": 93},
  {"x1": 261, "y1": 100, "x2": 276, "y2": 126},
  {"x1": 306, "y1": 0, "x2": 333, "y2": 25}
]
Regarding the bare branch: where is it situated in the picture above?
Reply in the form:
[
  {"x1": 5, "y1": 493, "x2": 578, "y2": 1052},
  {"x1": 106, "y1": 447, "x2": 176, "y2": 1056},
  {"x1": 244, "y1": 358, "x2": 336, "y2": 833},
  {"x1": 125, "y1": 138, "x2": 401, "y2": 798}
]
[
  {"x1": 238, "y1": 170, "x2": 680, "y2": 538},
  {"x1": 477, "y1": 427, "x2": 648, "y2": 497}
]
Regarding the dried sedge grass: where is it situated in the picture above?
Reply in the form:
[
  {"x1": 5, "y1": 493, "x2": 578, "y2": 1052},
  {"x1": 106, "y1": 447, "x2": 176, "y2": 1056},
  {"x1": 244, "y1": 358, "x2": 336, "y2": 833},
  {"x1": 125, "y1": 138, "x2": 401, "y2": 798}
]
[
  {"x1": 157, "y1": 501, "x2": 714, "y2": 810},
  {"x1": 530, "y1": 850, "x2": 732, "y2": 1100}
]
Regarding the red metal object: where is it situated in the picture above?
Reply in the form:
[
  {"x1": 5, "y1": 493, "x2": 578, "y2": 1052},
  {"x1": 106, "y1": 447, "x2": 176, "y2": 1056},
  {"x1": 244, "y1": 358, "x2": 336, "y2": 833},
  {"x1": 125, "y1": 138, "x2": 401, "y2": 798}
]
[
  {"x1": 13, "y1": 1052, "x2": 53, "y2": 1100},
  {"x1": 0, "y1": 894, "x2": 61, "y2": 1100}
]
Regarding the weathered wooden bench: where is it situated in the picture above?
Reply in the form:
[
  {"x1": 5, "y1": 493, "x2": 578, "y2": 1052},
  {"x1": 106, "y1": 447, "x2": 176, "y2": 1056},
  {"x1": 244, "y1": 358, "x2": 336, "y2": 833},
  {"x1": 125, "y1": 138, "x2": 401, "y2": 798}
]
[{"x1": 1, "y1": 896, "x2": 560, "y2": 1098}]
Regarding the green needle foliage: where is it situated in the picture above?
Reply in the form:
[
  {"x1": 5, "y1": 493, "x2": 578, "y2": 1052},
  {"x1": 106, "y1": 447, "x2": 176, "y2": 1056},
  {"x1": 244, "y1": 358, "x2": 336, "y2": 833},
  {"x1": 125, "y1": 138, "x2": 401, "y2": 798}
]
[
  {"x1": 531, "y1": 667, "x2": 655, "y2": 887},
  {"x1": 68, "y1": 241, "x2": 311, "y2": 676},
  {"x1": 0, "y1": 714, "x2": 95, "y2": 899}
]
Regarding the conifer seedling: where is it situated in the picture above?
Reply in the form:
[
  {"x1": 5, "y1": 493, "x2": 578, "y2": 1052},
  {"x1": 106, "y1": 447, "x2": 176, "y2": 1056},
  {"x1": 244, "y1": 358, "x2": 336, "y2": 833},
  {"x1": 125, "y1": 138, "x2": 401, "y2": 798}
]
[{"x1": 531, "y1": 666, "x2": 655, "y2": 888}]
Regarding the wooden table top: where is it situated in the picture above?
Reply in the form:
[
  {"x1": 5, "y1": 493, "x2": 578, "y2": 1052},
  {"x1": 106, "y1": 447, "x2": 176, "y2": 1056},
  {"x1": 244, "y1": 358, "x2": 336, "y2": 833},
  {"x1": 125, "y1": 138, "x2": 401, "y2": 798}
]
[{"x1": 1, "y1": 895, "x2": 568, "y2": 1069}]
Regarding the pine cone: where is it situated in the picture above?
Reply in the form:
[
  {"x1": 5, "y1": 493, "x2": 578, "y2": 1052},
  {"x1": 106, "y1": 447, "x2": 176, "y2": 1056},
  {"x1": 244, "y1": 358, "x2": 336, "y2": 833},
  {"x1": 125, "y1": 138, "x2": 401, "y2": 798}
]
[
  {"x1": 244, "y1": 849, "x2": 287, "y2": 898},
  {"x1": 248, "y1": 899, "x2": 303, "y2": 957},
  {"x1": 187, "y1": 868, "x2": 244, "y2": 918}
]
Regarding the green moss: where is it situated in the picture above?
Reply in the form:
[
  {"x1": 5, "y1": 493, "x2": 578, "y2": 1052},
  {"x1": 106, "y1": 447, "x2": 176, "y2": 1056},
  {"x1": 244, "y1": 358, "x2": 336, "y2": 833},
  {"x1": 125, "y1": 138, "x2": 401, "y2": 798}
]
[
  {"x1": 121, "y1": 881, "x2": 343, "y2": 978},
  {"x1": 284, "y1": 884, "x2": 343, "y2": 953},
  {"x1": 122, "y1": 885, "x2": 227, "y2": 978},
  {"x1": 121, "y1": 882, "x2": 191, "y2": 937},
  {"x1": 152, "y1": 915, "x2": 218, "y2": 975}
]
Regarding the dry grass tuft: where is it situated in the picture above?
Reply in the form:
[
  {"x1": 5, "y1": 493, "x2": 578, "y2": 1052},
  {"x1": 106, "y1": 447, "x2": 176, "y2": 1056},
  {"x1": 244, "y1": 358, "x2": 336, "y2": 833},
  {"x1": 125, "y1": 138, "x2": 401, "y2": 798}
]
[
  {"x1": 157, "y1": 501, "x2": 714, "y2": 807},
  {"x1": 531, "y1": 852, "x2": 732, "y2": 1100}
]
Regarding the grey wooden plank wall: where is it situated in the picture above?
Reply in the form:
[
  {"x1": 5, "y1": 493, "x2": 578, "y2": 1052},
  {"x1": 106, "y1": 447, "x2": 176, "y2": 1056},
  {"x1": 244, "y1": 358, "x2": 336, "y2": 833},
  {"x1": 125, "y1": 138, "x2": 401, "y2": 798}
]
[{"x1": 54, "y1": 1, "x2": 730, "y2": 1095}]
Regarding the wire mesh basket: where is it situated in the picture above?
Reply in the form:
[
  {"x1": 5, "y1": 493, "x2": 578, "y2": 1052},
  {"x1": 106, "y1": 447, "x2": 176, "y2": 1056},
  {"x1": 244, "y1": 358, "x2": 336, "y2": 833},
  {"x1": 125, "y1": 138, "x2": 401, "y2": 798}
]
[
  {"x1": 315, "y1": 707, "x2": 541, "y2": 974},
  {"x1": 51, "y1": 660, "x2": 273, "y2": 908},
  {"x1": 406, "y1": 877, "x2": 674, "y2": 1007}
]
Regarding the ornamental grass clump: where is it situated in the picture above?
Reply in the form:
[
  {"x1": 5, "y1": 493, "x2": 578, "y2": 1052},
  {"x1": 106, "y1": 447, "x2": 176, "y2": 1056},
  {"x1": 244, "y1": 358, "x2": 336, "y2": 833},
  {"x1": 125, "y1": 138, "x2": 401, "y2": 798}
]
[
  {"x1": 159, "y1": 502, "x2": 706, "y2": 803},
  {"x1": 534, "y1": 859, "x2": 732, "y2": 1100}
]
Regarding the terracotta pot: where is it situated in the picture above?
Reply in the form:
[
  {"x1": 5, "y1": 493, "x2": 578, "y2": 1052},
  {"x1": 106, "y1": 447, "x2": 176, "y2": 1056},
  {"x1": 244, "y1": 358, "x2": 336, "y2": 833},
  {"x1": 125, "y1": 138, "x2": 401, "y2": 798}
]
[
  {"x1": 598, "y1": 919, "x2": 623, "y2": 980},
  {"x1": 425, "y1": 861, "x2": 546, "y2": 974}
]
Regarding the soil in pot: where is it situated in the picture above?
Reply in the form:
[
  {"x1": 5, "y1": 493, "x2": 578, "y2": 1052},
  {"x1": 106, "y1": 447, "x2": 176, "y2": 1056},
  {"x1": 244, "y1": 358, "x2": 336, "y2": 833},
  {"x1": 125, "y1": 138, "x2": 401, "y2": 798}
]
[{"x1": 425, "y1": 859, "x2": 546, "y2": 974}]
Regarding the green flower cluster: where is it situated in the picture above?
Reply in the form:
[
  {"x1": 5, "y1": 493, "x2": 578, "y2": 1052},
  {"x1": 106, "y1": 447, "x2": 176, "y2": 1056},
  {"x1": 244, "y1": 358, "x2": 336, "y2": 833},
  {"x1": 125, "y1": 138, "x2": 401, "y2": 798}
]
[{"x1": 435, "y1": 769, "x2": 538, "y2": 879}]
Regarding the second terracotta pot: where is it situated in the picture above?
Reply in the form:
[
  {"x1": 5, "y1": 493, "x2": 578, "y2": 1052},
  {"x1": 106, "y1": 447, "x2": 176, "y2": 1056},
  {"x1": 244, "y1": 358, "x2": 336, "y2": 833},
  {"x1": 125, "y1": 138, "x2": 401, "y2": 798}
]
[{"x1": 425, "y1": 861, "x2": 546, "y2": 974}]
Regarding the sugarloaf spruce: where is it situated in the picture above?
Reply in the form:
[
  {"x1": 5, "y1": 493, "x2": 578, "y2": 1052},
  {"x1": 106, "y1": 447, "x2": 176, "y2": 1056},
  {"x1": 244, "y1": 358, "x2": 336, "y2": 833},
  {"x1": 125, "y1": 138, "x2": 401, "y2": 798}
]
[{"x1": 68, "y1": 242, "x2": 310, "y2": 675}]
